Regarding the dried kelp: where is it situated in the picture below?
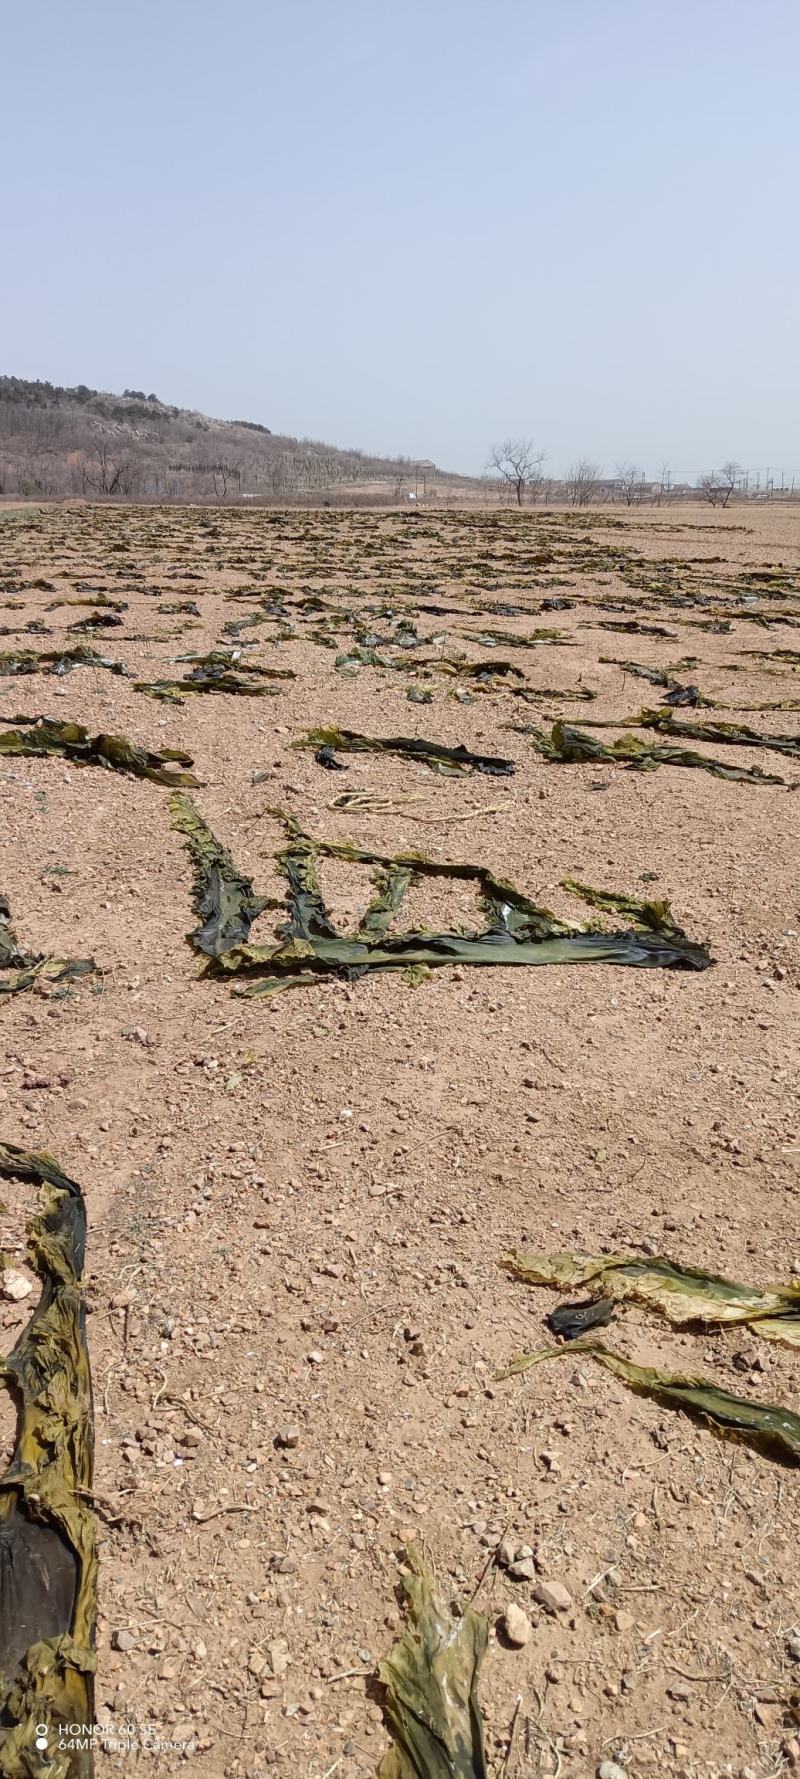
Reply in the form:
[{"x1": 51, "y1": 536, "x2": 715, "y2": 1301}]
[
  {"x1": 621, "y1": 706, "x2": 800, "y2": 760},
  {"x1": 497, "y1": 1340, "x2": 800, "y2": 1465},
  {"x1": 505, "y1": 1249, "x2": 800, "y2": 1348},
  {"x1": 0, "y1": 717, "x2": 201, "y2": 786},
  {"x1": 590, "y1": 619, "x2": 676, "y2": 637},
  {"x1": 68, "y1": 612, "x2": 123, "y2": 632},
  {"x1": 173, "y1": 800, "x2": 713, "y2": 996},
  {"x1": 134, "y1": 664, "x2": 286, "y2": 701},
  {"x1": 156, "y1": 599, "x2": 200, "y2": 616},
  {"x1": 378, "y1": 1546, "x2": 488, "y2": 1779},
  {"x1": 0, "y1": 1142, "x2": 96, "y2": 1776},
  {"x1": 459, "y1": 627, "x2": 574, "y2": 650},
  {"x1": 601, "y1": 659, "x2": 715, "y2": 707},
  {"x1": 0, "y1": 892, "x2": 95, "y2": 998},
  {"x1": 297, "y1": 726, "x2": 515, "y2": 777},
  {"x1": 170, "y1": 792, "x2": 276, "y2": 956},
  {"x1": 529, "y1": 721, "x2": 785, "y2": 784},
  {"x1": 0, "y1": 646, "x2": 127, "y2": 679}
]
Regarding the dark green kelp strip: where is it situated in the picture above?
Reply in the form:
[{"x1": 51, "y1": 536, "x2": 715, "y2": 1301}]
[
  {"x1": 528, "y1": 721, "x2": 786, "y2": 784},
  {"x1": 0, "y1": 1143, "x2": 96, "y2": 1777},
  {"x1": 170, "y1": 793, "x2": 277, "y2": 956},
  {"x1": 0, "y1": 645, "x2": 127, "y2": 679},
  {"x1": 378, "y1": 1546, "x2": 489, "y2": 1779},
  {"x1": 173, "y1": 799, "x2": 713, "y2": 996},
  {"x1": 496, "y1": 1339, "x2": 800, "y2": 1465},
  {"x1": 504, "y1": 1249, "x2": 800, "y2": 1347},
  {"x1": 0, "y1": 893, "x2": 95, "y2": 999},
  {"x1": 617, "y1": 706, "x2": 800, "y2": 760},
  {"x1": 296, "y1": 726, "x2": 515, "y2": 777},
  {"x1": 0, "y1": 717, "x2": 201, "y2": 786}
]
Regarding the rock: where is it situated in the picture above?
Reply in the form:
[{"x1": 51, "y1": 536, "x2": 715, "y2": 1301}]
[
  {"x1": 275, "y1": 1425, "x2": 300, "y2": 1448},
  {"x1": 533, "y1": 1579, "x2": 572, "y2": 1613},
  {"x1": 614, "y1": 1609, "x2": 635, "y2": 1633},
  {"x1": 668, "y1": 1680, "x2": 693, "y2": 1702},
  {"x1": 1, "y1": 1269, "x2": 33, "y2": 1302},
  {"x1": 267, "y1": 1639, "x2": 290, "y2": 1677},
  {"x1": 498, "y1": 1536, "x2": 517, "y2": 1569},
  {"x1": 111, "y1": 1629, "x2": 137, "y2": 1652},
  {"x1": 508, "y1": 1557, "x2": 537, "y2": 1582},
  {"x1": 598, "y1": 1763, "x2": 627, "y2": 1779},
  {"x1": 786, "y1": 1628, "x2": 800, "y2": 1661},
  {"x1": 501, "y1": 1604, "x2": 530, "y2": 1647}
]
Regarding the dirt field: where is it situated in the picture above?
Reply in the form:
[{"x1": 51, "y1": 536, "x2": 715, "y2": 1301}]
[{"x1": 1, "y1": 499, "x2": 799, "y2": 1779}]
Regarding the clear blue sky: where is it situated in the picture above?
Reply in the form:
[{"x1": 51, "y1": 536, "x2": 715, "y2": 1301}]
[{"x1": 2, "y1": 0, "x2": 798, "y2": 477}]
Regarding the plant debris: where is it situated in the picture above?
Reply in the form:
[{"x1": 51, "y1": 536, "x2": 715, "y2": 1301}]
[
  {"x1": 0, "y1": 892, "x2": 95, "y2": 998},
  {"x1": 172, "y1": 800, "x2": 713, "y2": 996},
  {"x1": 297, "y1": 726, "x2": 515, "y2": 777},
  {"x1": 170, "y1": 792, "x2": 276, "y2": 956},
  {"x1": 505, "y1": 1249, "x2": 800, "y2": 1347},
  {"x1": 378, "y1": 1545, "x2": 489, "y2": 1779},
  {"x1": 0, "y1": 1142, "x2": 96, "y2": 1775},
  {"x1": 0, "y1": 645, "x2": 127, "y2": 679},
  {"x1": 0, "y1": 717, "x2": 201, "y2": 786},
  {"x1": 497, "y1": 1339, "x2": 800, "y2": 1465},
  {"x1": 528, "y1": 721, "x2": 786, "y2": 783}
]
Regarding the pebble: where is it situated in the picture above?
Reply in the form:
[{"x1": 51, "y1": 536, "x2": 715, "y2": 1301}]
[
  {"x1": 533, "y1": 1579, "x2": 572, "y2": 1613},
  {"x1": 501, "y1": 1604, "x2": 530, "y2": 1647},
  {"x1": 598, "y1": 1763, "x2": 627, "y2": 1779},
  {"x1": 111, "y1": 1629, "x2": 137, "y2": 1652},
  {"x1": 786, "y1": 1628, "x2": 800, "y2": 1661},
  {"x1": 508, "y1": 1557, "x2": 537, "y2": 1582},
  {"x1": 276, "y1": 1426, "x2": 300, "y2": 1448},
  {"x1": 1, "y1": 1269, "x2": 33, "y2": 1302}
]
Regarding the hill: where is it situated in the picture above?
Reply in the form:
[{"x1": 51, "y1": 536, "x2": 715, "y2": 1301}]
[{"x1": 0, "y1": 375, "x2": 441, "y2": 502}]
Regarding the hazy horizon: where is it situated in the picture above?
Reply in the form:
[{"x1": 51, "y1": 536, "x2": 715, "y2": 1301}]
[{"x1": 2, "y1": 0, "x2": 798, "y2": 479}]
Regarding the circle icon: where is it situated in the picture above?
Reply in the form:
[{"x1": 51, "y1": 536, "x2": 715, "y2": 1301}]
[{"x1": 34, "y1": 1726, "x2": 49, "y2": 1751}]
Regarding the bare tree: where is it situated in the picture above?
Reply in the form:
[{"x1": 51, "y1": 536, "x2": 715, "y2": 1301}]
[
  {"x1": 700, "y1": 461, "x2": 741, "y2": 509},
  {"x1": 718, "y1": 460, "x2": 741, "y2": 507},
  {"x1": 615, "y1": 463, "x2": 642, "y2": 506},
  {"x1": 488, "y1": 438, "x2": 546, "y2": 506},
  {"x1": 565, "y1": 459, "x2": 601, "y2": 506}
]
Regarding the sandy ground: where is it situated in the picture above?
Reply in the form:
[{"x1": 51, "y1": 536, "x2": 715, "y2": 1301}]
[{"x1": 0, "y1": 499, "x2": 799, "y2": 1779}]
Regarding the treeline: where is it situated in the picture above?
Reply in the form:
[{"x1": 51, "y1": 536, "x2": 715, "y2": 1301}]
[{"x1": 0, "y1": 376, "x2": 438, "y2": 502}]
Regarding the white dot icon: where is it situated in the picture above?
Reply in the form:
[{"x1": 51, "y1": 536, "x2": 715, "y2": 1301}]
[{"x1": 35, "y1": 1726, "x2": 48, "y2": 1751}]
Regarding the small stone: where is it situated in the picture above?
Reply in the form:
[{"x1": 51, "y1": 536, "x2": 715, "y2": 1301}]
[
  {"x1": 501, "y1": 1604, "x2": 530, "y2": 1647},
  {"x1": 668, "y1": 1680, "x2": 693, "y2": 1702},
  {"x1": 1, "y1": 1270, "x2": 33, "y2": 1303},
  {"x1": 754, "y1": 1701, "x2": 780, "y2": 1731},
  {"x1": 598, "y1": 1763, "x2": 627, "y2": 1779},
  {"x1": 111, "y1": 1629, "x2": 137, "y2": 1652},
  {"x1": 534, "y1": 1580, "x2": 572, "y2": 1613},
  {"x1": 276, "y1": 1425, "x2": 300, "y2": 1448},
  {"x1": 508, "y1": 1557, "x2": 537, "y2": 1582},
  {"x1": 268, "y1": 1638, "x2": 290, "y2": 1677},
  {"x1": 784, "y1": 1737, "x2": 800, "y2": 1768},
  {"x1": 786, "y1": 1629, "x2": 800, "y2": 1661},
  {"x1": 614, "y1": 1610, "x2": 635, "y2": 1634},
  {"x1": 306, "y1": 1350, "x2": 324, "y2": 1366},
  {"x1": 498, "y1": 1536, "x2": 517, "y2": 1569}
]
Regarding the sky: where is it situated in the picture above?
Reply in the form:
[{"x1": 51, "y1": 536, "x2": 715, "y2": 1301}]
[{"x1": 2, "y1": 0, "x2": 798, "y2": 478}]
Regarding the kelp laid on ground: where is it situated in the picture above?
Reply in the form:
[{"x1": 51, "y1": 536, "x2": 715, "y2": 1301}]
[
  {"x1": 0, "y1": 646, "x2": 127, "y2": 679},
  {"x1": 170, "y1": 792, "x2": 277, "y2": 956},
  {"x1": 0, "y1": 1143, "x2": 96, "y2": 1776},
  {"x1": 378, "y1": 1546, "x2": 489, "y2": 1779},
  {"x1": 297, "y1": 726, "x2": 515, "y2": 777},
  {"x1": 0, "y1": 893, "x2": 95, "y2": 998},
  {"x1": 458, "y1": 627, "x2": 574, "y2": 650},
  {"x1": 171, "y1": 799, "x2": 713, "y2": 996},
  {"x1": 505, "y1": 1250, "x2": 800, "y2": 1347},
  {"x1": 618, "y1": 706, "x2": 800, "y2": 760},
  {"x1": 0, "y1": 717, "x2": 201, "y2": 786},
  {"x1": 528, "y1": 721, "x2": 786, "y2": 784},
  {"x1": 134, "y1": 662, "x2": 291, "y2": 701},
  {"x1": 497, "y1": 1339, "x2": 800, "y2": 1465}
]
